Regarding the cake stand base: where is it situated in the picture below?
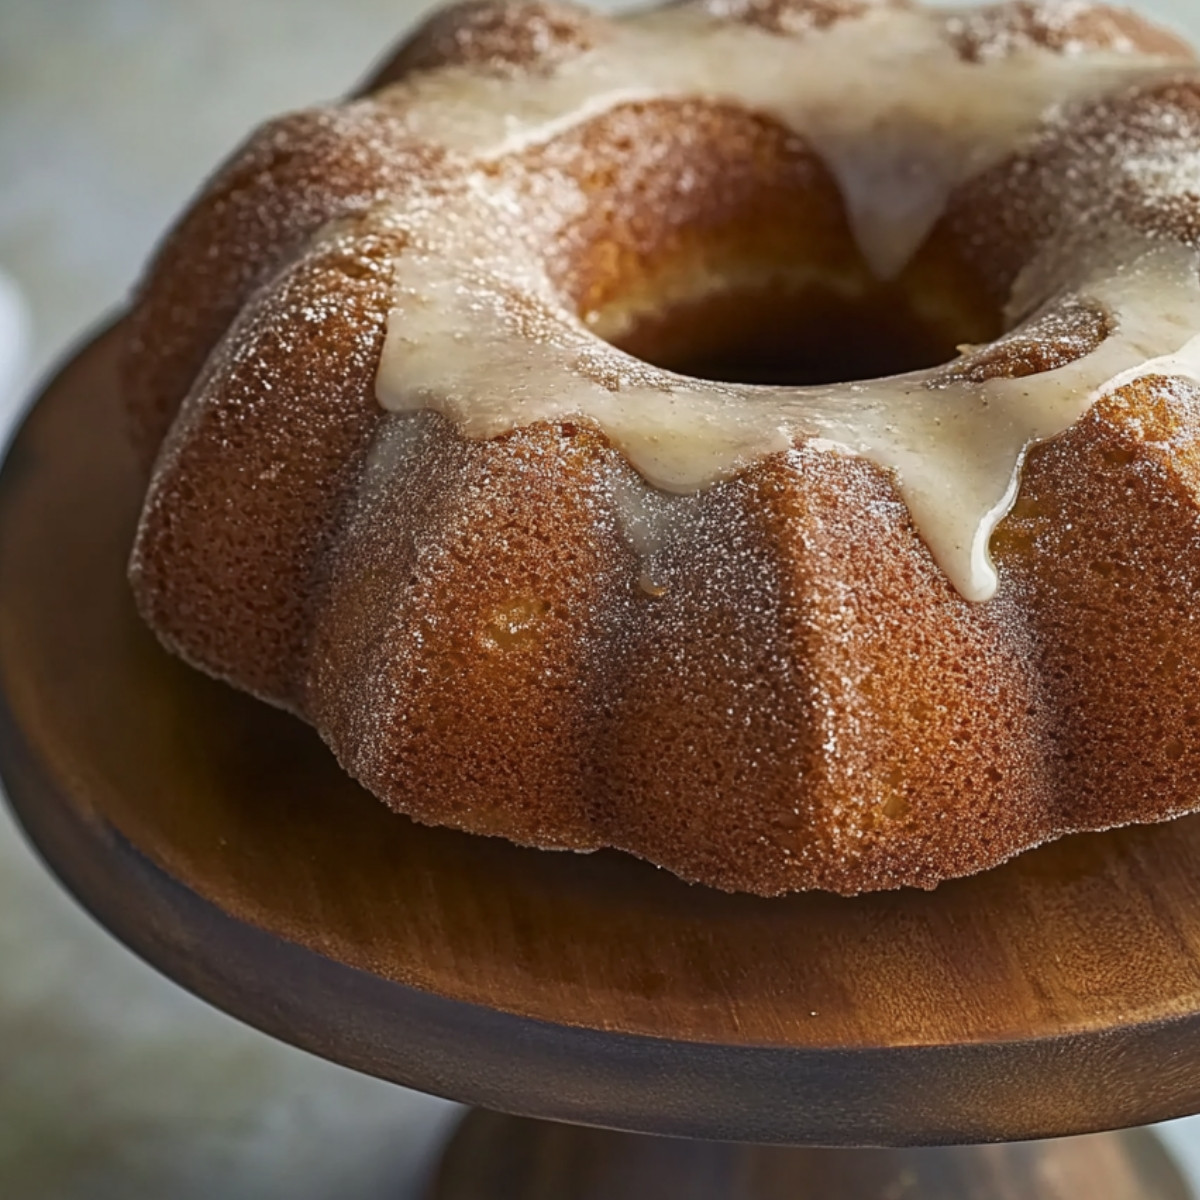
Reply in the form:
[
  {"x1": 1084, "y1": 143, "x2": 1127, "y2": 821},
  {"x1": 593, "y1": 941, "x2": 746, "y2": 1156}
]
[{"x1": 429, "y1": 1112, "x2": 1191, "y2": 1199}]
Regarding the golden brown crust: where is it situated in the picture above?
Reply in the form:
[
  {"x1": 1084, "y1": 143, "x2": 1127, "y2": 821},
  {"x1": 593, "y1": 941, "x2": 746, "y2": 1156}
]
[
  {"x1": 123, "y1": 108, "x2": 445, "y2": 463},
  {"x1": 129, "y1": 222, "x2": 400, "y2": 703},
  {"x1": 993, "y1": 377, "x2": 1200, "y2": 836},
  {"x1": 126, "y1": 0, "x2": 1200, "y2": 895}
]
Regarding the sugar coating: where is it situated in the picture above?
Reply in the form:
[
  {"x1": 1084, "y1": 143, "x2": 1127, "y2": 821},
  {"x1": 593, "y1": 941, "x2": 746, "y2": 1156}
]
[{"x1": 126, "y1": 0, "x2": 1200, "y2": 895}]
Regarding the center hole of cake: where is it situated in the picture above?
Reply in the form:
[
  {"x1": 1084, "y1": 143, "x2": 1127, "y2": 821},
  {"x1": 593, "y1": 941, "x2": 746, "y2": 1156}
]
[{"x1": 595, "y1": 277, "x2": 1003, "y2": 387}]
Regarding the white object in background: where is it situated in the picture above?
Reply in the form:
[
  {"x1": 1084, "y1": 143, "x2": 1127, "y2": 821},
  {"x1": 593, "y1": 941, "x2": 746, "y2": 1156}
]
[{"x1": 0, "y1": 270, "x2": 29, "y2": 430}]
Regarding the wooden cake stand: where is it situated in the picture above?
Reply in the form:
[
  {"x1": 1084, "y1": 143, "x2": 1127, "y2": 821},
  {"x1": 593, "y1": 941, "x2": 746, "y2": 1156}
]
[{"x1": 3, "y1": 325, "x2": 1200, "y2": 1198}]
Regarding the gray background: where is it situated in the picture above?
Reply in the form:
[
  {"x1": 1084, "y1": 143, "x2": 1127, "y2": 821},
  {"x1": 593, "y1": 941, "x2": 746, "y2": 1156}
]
[{"x1": 2, "y1": 1, "x2": 1200, "y2": 1196}]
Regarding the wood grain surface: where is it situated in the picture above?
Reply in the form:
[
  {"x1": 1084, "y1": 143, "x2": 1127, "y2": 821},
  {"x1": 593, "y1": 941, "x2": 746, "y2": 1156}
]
[
  {"x1": 430, "y1": 1113, "x2": 1193, "y2": 1199},
  {"x1": 5, "y1": 323, "x2": 1200, "y2": 1144}
]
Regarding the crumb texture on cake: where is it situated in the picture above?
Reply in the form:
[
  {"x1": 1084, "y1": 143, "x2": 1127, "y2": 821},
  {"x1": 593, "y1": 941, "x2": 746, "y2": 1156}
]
[{"x1": 125, "y1": 0, "x2": 1200, "y2": 895}]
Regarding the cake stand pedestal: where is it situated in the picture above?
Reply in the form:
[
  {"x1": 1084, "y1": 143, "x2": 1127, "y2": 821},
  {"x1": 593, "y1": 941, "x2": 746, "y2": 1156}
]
[
  {"x1": 429, "y1": 1116, "x2": 1188, "y2": 1197},
  {"x1": 4, "y1": 325, "x2": 1200, "y2": 1199}
]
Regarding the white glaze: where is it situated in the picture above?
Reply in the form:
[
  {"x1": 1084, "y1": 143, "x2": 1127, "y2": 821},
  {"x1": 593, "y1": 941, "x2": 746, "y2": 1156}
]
[{"x1": 373, "y1": 2, "x2": 1200, "y2": 601}]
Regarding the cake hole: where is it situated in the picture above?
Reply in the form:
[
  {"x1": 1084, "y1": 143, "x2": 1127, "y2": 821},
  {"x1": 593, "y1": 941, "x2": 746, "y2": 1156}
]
[
  {"x1": 593, "y1": 273, "x2": 1004, "y2": 388},
  {"x1": 547, "y1": 99, "x2": 1058, "y2": 390}
]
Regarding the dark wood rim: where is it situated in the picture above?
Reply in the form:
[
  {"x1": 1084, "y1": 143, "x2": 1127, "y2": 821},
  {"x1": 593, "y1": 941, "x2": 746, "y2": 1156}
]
[{"x1": 11, "y1": 729, "x2": 1200, "y2": 1148}]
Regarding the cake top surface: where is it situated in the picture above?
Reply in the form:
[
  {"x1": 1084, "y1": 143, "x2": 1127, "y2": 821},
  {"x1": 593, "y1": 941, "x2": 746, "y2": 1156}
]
[{"x1": 359, "y1": 0, "x2": 1200, "y2": 600}]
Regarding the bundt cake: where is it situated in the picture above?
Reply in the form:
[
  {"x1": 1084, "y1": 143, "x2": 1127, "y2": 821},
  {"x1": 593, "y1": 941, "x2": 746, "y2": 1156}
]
[{"x1": 125, "y1": 0, "x2": 1200, "y2": 896}]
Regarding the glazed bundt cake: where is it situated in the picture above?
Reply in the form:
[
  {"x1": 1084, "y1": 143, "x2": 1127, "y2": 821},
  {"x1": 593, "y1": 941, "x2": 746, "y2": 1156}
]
[{"x1": 127, "y1": 0, "x2": 1200, "y2": 896}]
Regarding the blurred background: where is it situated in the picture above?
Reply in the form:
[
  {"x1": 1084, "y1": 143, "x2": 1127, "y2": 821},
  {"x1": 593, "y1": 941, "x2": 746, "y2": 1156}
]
[{"x1": 2, "y1": 1, "x2": 1200, "y2": 1196}]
